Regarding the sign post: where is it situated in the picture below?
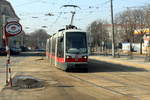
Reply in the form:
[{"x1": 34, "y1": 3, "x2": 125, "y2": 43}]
[{"x1": 3, "y1": 20, "x2": 22, "y2": 86}]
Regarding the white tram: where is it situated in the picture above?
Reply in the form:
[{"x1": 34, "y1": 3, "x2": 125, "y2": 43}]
[{"x1": 46, "y1": 25, "x2": 88, "y2": 71}]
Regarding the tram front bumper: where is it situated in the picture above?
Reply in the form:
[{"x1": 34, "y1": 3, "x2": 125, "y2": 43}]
[{"x1": 66, "y1": 62, "x2": 88, "y2": 68}]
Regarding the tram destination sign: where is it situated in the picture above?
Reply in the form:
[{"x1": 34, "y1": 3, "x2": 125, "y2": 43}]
[{"x1": 5, "y1": 21, "x2": 22, "y2": 37}]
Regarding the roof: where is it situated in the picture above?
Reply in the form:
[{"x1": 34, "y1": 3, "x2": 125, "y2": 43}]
[{"x1": 0, "y1": 0, "x2": 19, "y2": 19}]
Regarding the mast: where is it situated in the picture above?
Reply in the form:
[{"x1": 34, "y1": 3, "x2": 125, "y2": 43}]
[
  {"x1": 61, "y1": 5, "x2": 80, "y2": 25},
  {"x1": 70, "y1": 11, "x2": 75, "y2": 25}
]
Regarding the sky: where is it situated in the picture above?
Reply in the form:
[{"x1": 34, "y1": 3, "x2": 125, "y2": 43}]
[{"x1": 7, "y1": 0, "x2": 150, "y2": 34}]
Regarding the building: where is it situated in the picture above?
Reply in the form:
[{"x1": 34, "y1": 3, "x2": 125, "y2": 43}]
[
  {"x1": 134, "y1": 28, "x2": 150, "y2": 53},
  {"x1": 0, "y1": 0, "x2": 23, "y2": 48},
  {"x1": 103, "y1": 24, "x2": 124, "y2": 43}
]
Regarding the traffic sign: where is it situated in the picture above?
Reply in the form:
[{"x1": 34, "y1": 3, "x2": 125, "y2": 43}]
[{"x1": 5, "y1": 21, "x2": 22, "y2": 37}]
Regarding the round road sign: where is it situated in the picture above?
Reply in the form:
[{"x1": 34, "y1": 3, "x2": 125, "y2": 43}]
[{"x1": 5, "y1": 21, "x2": 22, "y2": 37}]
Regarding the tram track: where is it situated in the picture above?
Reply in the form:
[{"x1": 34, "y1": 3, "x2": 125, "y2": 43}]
[
  {"x1": 88, "y1": 73, "x2": 150, "y2": 91},
  {"x1": 93, "y1": 73, "x2": 150, "y2": 85},
  {"x1": 69, "y1": 74, "x2": 132, "y2": 97},
  {"x1": 67, "y1": 71, "x2": 150, "y2": 99},
  {"x1": 121, "y1": 71, "x2": 150, "y2": 80},
  {"x1": 42, "y1": 69, "x2": 137, "y2": 99},
  {"x1": 49, "y1": 59, "x2": 149, "y2": 97}
]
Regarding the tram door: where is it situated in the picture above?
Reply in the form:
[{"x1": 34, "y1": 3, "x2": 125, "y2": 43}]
[
  {"x1": 50, "y1": 38, "x2": 52, "y2": 65},
  {"x1": 55, "y1": 37, "x2": 58, "y2": 66}
]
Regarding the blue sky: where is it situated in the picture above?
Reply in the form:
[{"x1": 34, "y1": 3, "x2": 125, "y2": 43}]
[{"x1": 7, "y1": 0, "x2": 150, "y2": 34}]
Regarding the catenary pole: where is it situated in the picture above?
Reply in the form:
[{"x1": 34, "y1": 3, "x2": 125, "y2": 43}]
[{"x1": 110, "y1": 0, "x2": 115, "y2": 57}]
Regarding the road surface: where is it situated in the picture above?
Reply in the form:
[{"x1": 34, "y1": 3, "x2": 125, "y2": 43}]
[{"x1": 0, "y1": 52, "x2": 150, "y2": 100}]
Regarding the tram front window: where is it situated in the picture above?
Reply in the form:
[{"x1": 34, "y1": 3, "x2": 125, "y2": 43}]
[{"x1": 66, "y1": 32, "x2": 87, "y2": 54}]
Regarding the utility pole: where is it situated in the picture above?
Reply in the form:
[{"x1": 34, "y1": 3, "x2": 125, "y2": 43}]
[
  {"x1": 110, "y1": 0, "x2": 115, "y2": 57},
  {"x1": 2, "y1": 14, "x2": 9, "y2": 84},
  {"x1": 2, "y1": 14, "x2": 6, "y2": 47}
]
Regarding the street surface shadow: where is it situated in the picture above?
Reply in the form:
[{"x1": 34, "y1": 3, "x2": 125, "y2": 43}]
[
  {"x1": 67, "y1": 59, "x2": 147, "y2": 73},
  {"x1": 87, "y1": 59, "x2": 148, "y2": 73},
  {"x1": 67, "y1": 68, "x2": 88, "y2": 73}
]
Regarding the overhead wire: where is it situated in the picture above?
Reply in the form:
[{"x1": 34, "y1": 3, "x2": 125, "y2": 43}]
[
  {"x1": 48, "y1": 12, "x2": 63, "y2": 33},
  {"x1": 47, "y1": 0, "x2": 111, "y2": 31},
  {"x1": 15, "y1": 0, "x2": 45, "y2": 7},
  {"x1": 16, "y1": 0, "x2": 111, "y2": 33},
  {"x1": 17, "y1": 0, "x2": 111, "y2": 17}
]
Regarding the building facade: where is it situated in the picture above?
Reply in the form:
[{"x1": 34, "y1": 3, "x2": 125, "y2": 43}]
[{"x1": 0, "y1": 0, "x2": 23, "y2": 48}]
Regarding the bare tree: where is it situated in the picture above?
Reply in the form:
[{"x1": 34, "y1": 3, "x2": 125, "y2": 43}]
[
  {"x1": 144, "y1": 5, "x2": 150, "y2": 28},
  {"x1": 87, "y1": 20, "x2": 109, "y2": 48},
  {"x1": 115, "y1": 8, "x2": 147, "y2": 56},
  {"x1": 25, "y1": 29, "x2": 50, "y2": 49}
]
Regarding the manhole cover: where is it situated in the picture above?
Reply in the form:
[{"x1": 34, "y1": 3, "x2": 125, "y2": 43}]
[
  {"x1": 12, "y1": 75, "x2": 44, "y2": 89},
  {"x1": 35, "y1": 58, "x2": 44, "y2": 60}
]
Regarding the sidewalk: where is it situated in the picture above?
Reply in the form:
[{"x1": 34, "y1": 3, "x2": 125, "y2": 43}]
[
  {"x1": 0, "y1": 56, "x2": 54, "y2": 100},
  {"x1": 89, "y1": 55, "x2": 150, "y2": 70},
  {"x1": 0, "y1": 56, "x2": 23, "y2": 92}
]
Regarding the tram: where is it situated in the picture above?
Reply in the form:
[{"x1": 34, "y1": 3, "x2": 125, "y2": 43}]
[{"x1": 46, "y1": 25, "x2": 88, "y2": 71}]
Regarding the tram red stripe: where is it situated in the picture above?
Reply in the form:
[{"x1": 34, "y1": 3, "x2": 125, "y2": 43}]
[
  {"x1": 66, "y1": 58, "x2": 88, "y2": 62},
  {"x1": 56, "y1": 58, "x2": 65, "y2": 63},
  {"x1": 46, "y1": 52, "x2": 88, "y2": 63},
  {"x1": 46, "y1": 52, "x2": 49, "y2": 56},
  {"x1": 46, "y1": 52, "x2": 65, "y2": 63}
]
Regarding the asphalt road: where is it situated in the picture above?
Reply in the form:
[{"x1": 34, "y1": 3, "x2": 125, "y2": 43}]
[{"x1": 0, "y1": 52, "x2": 150, "y2": 100}]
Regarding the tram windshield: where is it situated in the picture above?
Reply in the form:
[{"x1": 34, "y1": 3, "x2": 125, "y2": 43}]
[{"x1": 66, "y1": 32, "x2": 87, "y2": 54}]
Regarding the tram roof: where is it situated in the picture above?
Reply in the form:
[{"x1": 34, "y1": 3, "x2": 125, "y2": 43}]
[
  {"x1": 50, "y1": 25, "x2": 86, "y2": 38},
  {"x1": 63, "y1": 29, "x2": 86, "y2": 33}
]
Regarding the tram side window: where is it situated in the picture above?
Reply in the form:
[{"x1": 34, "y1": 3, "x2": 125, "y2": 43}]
[
  {"x1": 52, "y1": 38, "x2": 56, "y2": 56},
  {"x1": 57, "y1": 36, "x2": 64, "y2": 58}
]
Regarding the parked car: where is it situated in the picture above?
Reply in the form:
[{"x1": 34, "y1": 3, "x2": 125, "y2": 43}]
[
  {"x1": 20, "y1": 46, "x2": 29, "y2": 52},
  {"x1": 38, "y1": 49, "x2": 46, "y2": 52},
  {"x1": 0, "y1": 48, "x2": 7, "y2": 55},
  {"x1": 35, "y1": 48, "x2": 46, "y2": 52},
  {"x1": 10, "y1": 47, "x2": 21, "y2": 55}
]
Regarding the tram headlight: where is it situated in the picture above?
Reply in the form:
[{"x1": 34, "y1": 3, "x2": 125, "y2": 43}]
[
  {"x1": 82, "y1": 56, "x2": 87, "y2": 59},
  {"x1": 66, "y1": 55, "x2": 72, "y2": 58}
]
